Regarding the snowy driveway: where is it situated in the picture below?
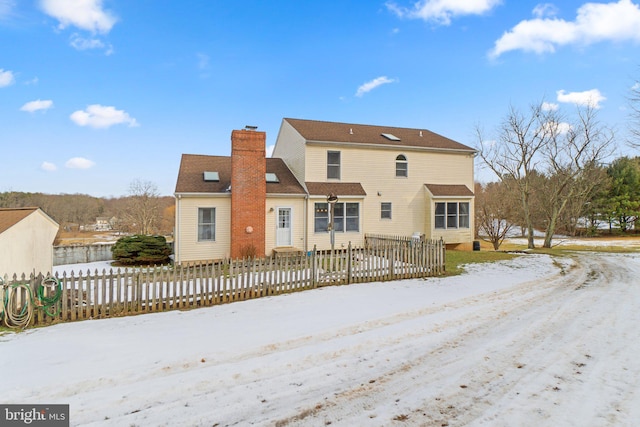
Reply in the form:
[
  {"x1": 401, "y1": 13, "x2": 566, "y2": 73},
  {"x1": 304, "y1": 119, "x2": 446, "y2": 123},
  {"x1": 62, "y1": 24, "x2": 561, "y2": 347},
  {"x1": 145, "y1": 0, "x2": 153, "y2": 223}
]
[{"x1": 2, "y1": 251, "x2": 639, "y2": 426}]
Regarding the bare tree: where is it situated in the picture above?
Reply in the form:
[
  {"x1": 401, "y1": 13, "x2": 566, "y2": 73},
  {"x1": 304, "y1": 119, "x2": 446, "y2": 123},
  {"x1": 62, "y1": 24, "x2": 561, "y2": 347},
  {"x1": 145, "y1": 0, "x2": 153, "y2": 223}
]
[
  {"x1": 124, "y1": 179, "x2": 160, "y2": 235},
  {"x1": 475, "y1": 182, "x2": 514, "y2": 250},
  {"x1": 476, "y1": 102, "x2": 553, "y2": 249},
  {"x1": 629, "y1": 74, "x2": 640, "y2": 148},
  {"x1": 539, "y1": 106, "x2": 615, "y2": 247}
]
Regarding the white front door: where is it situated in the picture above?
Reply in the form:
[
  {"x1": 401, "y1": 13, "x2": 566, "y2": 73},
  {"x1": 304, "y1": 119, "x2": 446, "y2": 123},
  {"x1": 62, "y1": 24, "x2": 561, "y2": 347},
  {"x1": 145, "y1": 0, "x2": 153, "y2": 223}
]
[{"x1": 276, "y1": 207, "x2": 292, "y2": 246}]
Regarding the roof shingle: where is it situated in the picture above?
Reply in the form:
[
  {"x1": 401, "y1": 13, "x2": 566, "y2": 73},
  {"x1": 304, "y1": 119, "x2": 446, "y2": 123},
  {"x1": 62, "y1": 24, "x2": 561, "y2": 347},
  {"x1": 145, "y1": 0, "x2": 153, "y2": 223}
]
[
  {"x1": 284, "y1": 118, "x2": 476, "y2": 152},
  {"x1": 175, "y1": 154, "x2": 306, "y2": 195},
  {"x1": 305, "y1": 182, "x2": 366, "y2": 197},
  {"x1": 0, "y1": 208, "x2": 38, "y2": 234},
  {"x1": 424, "y1": 184, "x2": 474, "y2": 197}
]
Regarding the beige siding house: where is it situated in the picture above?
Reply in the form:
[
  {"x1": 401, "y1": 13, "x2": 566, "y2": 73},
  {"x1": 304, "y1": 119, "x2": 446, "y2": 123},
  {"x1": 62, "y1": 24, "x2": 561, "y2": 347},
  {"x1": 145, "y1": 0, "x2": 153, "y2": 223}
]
[
  {"x1": 174, "y1": 119, "x2": 476, "y2": 264},
  {"x1": 174, "y1": 133, "x2": 307, "y2": 264},
  {"x1": 0, "y1": 207, "x2": 60, "y2": 277},
  {"x1": 274, "y1": 118, "x2": 476, "y2": 248}
]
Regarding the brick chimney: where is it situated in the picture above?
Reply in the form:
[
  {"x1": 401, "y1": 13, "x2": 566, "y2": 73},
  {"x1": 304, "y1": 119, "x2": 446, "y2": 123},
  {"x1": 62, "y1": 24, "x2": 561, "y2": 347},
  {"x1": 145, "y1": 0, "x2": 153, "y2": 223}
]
[{"x1": 230, "y1": 128, "x2": 266, "y2": 258}]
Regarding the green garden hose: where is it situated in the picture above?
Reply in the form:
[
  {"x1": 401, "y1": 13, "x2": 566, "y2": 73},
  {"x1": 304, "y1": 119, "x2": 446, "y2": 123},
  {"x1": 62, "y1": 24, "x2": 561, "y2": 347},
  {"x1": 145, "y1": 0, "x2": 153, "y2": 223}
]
[
  {"x1": 36, "y1": 276, "x2": 63, "y2": 317},
  {"x1": 0, "y1": 276, "x2": 62, "y2": 328}
]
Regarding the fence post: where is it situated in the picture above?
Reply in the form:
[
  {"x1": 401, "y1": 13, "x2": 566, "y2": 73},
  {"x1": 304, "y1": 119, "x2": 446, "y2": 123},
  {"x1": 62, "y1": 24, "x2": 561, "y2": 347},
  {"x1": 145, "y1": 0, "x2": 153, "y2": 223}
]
[
  {"x1": 311, "y1": 245, "x2": 317, "y2": 288},
  {"x1": 390, "y1": 247, "x2": 395, "y2": 280},
  {"x1": 440, "y1": 238, "x2": 445, "y2": 274},
  {"x1": 347, "y1": 242, "x2": 352, "y2": 284}
]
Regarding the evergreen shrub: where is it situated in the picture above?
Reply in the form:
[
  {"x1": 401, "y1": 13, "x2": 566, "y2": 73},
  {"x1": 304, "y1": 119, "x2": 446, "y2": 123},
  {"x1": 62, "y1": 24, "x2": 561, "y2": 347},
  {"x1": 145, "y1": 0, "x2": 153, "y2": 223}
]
[{"x1": 112, "y1": 234, "x2": 172, "y2": 265}]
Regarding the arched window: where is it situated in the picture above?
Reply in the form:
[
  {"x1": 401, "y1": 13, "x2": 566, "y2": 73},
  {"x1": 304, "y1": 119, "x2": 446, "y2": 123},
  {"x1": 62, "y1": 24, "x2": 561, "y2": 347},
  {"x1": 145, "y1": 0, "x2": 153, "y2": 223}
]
[{"x1": 395, "y1": 154, "x2": 408, "y2": 177}]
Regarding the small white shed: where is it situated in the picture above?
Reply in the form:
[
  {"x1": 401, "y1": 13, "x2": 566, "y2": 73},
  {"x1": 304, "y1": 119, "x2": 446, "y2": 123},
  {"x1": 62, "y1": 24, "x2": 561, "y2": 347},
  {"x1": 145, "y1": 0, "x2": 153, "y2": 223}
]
[{"x1": 0, "y1": 207, "x2": 59, "y2": 277}]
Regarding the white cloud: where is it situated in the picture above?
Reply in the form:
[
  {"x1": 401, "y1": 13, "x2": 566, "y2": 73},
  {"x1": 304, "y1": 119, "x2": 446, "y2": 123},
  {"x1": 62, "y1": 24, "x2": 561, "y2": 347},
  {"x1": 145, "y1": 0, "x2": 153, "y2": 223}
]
[
  {"x1": 490, "y1": 0, "x2": 640, "y2": 58},
  {"x1": 532, "y1": 3, "x2": 559, "y2": 19},
  {"x1": 65, "y1": 157, "x2": 95, "y2": 169},
  {"x1": 557, "y1": 89, "x2": 606, "y2": 108},
  {"x1": 20, "y1": 99, "x2": 53, "y2": 112},
  {"x1": 0, "y1": 0, "x2": 15, "y2": 19},
  {"x1": 69, "y1": 34, "x2": 114, "y2": 55},
  {"x1": 386, "y1": 0, "x2": 503, "y2": 25},
  {"x1": 41, "y1": 161, "x2": 57, "y2": 172},
  {"x1": 541, "y1": 101, "x2": 559, "y2": 111},
  {"x1": 0, "y1": 68, "x2": 15, "y2": 87},
  {"x1": 542, "y1": 120, "x2": 572, "y2": 135},
  {"x1": 40, "y1": 0, "x2": 117, "y2": 33},
  {"x1": 355, "y1": 76, "x2": 396, "y2": 97},
  {"x1": 557, "y1": 122, "x2": 572, "y2": 134},
  {"x1": 632, "y1": 82, "x2": 640, "y2": 90},
  {"x1": 70, "y1": 104, "x2": 139, "y2": 129}
]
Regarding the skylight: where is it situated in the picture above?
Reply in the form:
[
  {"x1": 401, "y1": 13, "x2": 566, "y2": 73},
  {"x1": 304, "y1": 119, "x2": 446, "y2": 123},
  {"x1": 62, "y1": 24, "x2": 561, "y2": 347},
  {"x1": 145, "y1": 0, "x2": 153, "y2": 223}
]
[
  {"x1": 203, "y1": 171, "x2": 219, "y2": 182},
  {"x1": 266, "y1": 173, "x2": 279, "y2": 183},
  {"x1": 381, "y1": 133, "x2": 401, "y2": 141}
]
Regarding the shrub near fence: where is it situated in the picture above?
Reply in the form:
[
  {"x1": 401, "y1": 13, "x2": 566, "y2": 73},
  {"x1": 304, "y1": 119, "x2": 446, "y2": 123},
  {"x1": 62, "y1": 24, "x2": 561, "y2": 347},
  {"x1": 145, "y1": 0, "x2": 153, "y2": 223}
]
[{"x1": 1, "y1": 238, "x2": 445, "y2": 328}]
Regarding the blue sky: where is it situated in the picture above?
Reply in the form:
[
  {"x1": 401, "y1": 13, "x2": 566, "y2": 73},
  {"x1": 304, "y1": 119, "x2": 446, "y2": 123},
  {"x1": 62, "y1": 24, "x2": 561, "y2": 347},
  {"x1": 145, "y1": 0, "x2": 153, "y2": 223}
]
[{"x1": 2, "y1": 0, "x2": 640, "y2": 197}]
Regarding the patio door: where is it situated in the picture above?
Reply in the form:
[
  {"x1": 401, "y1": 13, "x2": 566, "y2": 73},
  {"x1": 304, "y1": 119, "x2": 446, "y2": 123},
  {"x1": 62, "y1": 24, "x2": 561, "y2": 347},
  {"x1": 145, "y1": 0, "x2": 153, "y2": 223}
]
[{"x1": 276, "y1": 207, "x2": 292, "y2": 246}]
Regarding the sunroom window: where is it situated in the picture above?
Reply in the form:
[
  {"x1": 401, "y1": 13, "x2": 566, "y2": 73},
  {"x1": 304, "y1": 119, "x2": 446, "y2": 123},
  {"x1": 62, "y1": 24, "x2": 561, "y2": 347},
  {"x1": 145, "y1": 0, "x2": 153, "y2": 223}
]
[{"x1": 435, "y1": 202, "x2": 470, "y2": 229}]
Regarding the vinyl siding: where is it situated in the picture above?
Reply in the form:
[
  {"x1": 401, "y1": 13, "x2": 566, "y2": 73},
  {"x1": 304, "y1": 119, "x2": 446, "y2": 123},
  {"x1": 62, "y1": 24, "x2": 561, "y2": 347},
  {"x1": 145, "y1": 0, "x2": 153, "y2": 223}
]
[
  {"x1": 0, "y1": 211, "x2": 58, "y2": 276},
  {"x1": 303, "y1": 144, "x2": 474, "y2": 242},
  {"x1": 306, "y1": 196, "x2": 365, "y2": 250},
  {"x1": 264, "y1": 196, "x2": 307, "y2": 254},
  {"x1": 272, "y1": 120, "x2": 307, "y2": 190},
  {"x1": 175, "y1": 195, "x2": 231, "y2": 263}
]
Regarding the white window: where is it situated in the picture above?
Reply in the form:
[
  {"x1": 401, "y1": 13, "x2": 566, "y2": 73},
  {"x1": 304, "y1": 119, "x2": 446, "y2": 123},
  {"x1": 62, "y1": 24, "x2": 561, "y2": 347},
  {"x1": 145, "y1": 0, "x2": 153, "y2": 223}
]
[
  {"x1": 198, "y1": 208, "x2": 215, "y2": 241},
  {"x1": 314, "y1": 202, "x2": 359, "y2": 232},
  {"x1": 447, "y1": 203, "x2": 458, "y2": 228},
  {"x1": 314, "y1": 203, "x2": 329, "y2": 232},
  {"x1": 435, "y1": 202, "x2": 470, "y2": 229},
  {"x1": 327, "y1": 151, "x2": 341, "y2": 179},
  {"x1": 395, "y1": 154, "x2": 408, "y2": 177},
  {"x1": 459, "y1": 202, "x2": 470, "y2": 228},
  {"x1": 381, "y1": 202, "x2": 392, "y2": 219},
  {"x1": 435, "y1": 203, "x2": 446, "y2": 229}
]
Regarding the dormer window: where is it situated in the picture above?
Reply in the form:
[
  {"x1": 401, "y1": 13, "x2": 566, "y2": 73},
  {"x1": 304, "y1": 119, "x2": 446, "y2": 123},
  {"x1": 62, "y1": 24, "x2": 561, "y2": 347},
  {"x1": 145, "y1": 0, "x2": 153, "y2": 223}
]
[{"x1": 395, "y1": 155, "x2": 408, "y2": 177}]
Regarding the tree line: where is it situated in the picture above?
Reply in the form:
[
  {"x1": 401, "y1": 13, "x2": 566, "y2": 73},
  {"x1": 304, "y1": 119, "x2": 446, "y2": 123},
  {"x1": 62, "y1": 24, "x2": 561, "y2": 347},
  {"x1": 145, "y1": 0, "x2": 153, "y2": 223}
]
[
  {"x1": 0, "y1": 179, "x2": 175, "y2": 236},
  {"x1": 475, "y1": 80, "x2": 640, "y2": 249}
]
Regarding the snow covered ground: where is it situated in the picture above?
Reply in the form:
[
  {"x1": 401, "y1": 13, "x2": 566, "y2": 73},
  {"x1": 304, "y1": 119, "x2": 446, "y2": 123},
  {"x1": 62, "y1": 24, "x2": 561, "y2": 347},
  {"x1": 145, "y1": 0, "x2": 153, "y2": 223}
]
[
  {"x1": 506, "y1": 235, "x2": 640, "y2": 248},
  {"x1": 2, "y1": 249, "x2": 640, "y2": 426}
]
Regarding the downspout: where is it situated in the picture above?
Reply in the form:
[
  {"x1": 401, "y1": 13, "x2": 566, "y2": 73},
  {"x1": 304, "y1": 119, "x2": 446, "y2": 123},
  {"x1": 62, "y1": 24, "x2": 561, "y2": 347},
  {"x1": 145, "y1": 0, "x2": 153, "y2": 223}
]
[
  {"x1": 175, "y1": 194, "x2": 180, "y2": 264},
  {"x1": 303, "y1": 194, "x2": 308, "y2": 252}
]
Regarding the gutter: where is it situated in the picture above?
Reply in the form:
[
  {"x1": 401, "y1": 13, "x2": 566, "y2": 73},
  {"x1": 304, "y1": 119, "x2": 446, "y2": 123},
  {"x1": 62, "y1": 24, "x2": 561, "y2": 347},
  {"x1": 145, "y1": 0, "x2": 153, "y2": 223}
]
[{"x1": 304, "y1": 193, "x2": 308, "y2": 253}]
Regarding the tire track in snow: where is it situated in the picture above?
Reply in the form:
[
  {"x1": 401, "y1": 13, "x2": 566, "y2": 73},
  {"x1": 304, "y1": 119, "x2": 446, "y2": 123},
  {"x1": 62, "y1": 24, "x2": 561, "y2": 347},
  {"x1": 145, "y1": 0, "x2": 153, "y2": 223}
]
[
  {"x1": 270, "y1": 252, "x2": 640, "y2": 427},
  {"x1": 65, "y1": 255, "x2": 570, "y2": 425},
  {"x1": 27, "y1": 252, "x2": 640, "y2": 427}
]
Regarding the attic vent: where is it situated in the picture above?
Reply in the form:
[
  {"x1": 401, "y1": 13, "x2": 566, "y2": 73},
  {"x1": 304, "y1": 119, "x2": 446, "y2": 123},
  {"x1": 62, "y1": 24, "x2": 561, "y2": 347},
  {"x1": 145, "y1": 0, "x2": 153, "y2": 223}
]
[
  {"x1": 266, "y1": 173, "x2": 279, "y2": 183},
  {"x1": 381, "y1": 133, "x2": 401, "y2": 141},
  {"x1": 203, "y1": 171, "x2": 220, "y2": 182}
]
